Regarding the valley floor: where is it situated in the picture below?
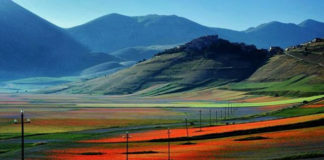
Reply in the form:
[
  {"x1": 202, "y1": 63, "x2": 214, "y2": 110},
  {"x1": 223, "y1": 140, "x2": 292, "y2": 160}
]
[{"x1": 0, "y1": 90, "x2": 323, "y2": 159}]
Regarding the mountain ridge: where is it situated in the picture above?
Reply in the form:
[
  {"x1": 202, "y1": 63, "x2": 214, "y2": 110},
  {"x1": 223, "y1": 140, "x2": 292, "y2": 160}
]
[
  {"x1": 67, "y1": 13, "x2": 324, "y2": 55},
  {"x1": 68, "y1": 13, "x2": 214, "y2": 53}
]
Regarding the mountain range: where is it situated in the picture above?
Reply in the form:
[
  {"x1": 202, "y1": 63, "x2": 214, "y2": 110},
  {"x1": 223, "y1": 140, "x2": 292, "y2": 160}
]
[
  {"x1": 68, "y1": 13, "x2": 324, "y2": 54},
  {"x1": 1, "y1": 0, "x2": 324, "y2": 83},
  {"x1": 67, "y1": 14, "x2": 214, "y2": 53}
]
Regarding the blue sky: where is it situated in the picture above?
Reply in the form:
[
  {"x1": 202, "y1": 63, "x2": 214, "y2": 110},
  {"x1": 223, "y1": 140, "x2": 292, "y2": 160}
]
[{"x1": 13, "y1": 0, "x2": 324, "y2": 30}]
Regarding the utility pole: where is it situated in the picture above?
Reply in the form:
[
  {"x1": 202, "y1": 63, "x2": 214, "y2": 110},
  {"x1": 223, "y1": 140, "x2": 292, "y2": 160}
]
[
  {"x1": 227, "y1": 103, "x2": 229, "y2": 119},
  {"x1": 230, "y1": 104, "x2": 233, "y2": 116},
  {"x1": 231, "y1": 103, "x2": 233, "y2": 116},
  {"x1": 21, "y1": 109, "x2": 24, "y2": 160},
  {"x1": 229, "y1": 103, "x2": 231, "y2": 115},
  {"x1": 227, "y1": 103, "x2": 230, "y2": 119},
  {"x1": 224, "y1": 107, "x2": 227, "y2": 120},
  {"x1": 199, "y1": 110, "x2": 202, "y2": 131},
  {"x1": 209, "y1": 109, "x2": 212, "y2": 126},
  {"x1": 220, "y1": 110, "x2": 222, "y2": 120},
  {"x1": 168, "y1": 128, "x2": 171, "y2": 160},
  {"x1": 227, "y1": 104, "x2": 229, "y2": 119},
  {"x1": 185, "y1": 118, "x2": 189, "y2": 138},
  {"x1": 215, "y1": 110, "x2": 217, "y2": 124},
  {"x1": 230, "y1": 103, "x2": 232, "y2": 115},
  {"x1": 123, "y1": 132, "x2": 131, "y2": 160},
  {"x1": 185, "y1": 117, "x2": 190, "y2": 144}
]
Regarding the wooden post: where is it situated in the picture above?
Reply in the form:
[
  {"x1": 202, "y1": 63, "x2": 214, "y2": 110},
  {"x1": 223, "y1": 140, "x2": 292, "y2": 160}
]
[
  {"x1": 21, "y1": 109, "x2": 24, "y2": 160},
  {"x1": 168, "y1": 128, "x2": 171, "y2": 160},
  {"x1": 185, "y1": 117, "x2": 191, "y2": 144},
  {"x1": 123, "y1": 132, "x2": 131, "y2": 160},
  {"x1": 185, "y1": 118, "x2": 189, "y2": 139},
  {"x1": 199, "y1": 110, "x2": 202, "y2": 131}
]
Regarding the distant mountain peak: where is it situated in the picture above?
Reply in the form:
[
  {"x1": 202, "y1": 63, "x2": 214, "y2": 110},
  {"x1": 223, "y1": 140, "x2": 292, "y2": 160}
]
[
  {"x1": 244, "y1": 21, "x2": 280, "y2": 32},
  {"x1": 244, "y1": 21, "x2": 303, "y2": 34},
  {"x1": 134, "y1": 14, "x2": 189, "y2": 25},
  {"x1": 100, "y1": 13, "x2": 132, "y2": 19},
  {"x1": 135, "y1": 14, "x2": 178, "y2": 18},
  {"x1": 71, "y1": 13, "x2": 133, "y2": 28},
  {"x1": 107, "y1": 13, "x2": 126, "y2": 16},
  {"x1": 298, "y1": 19, "x2": 324, "y2": 35},
  {"x1": 299, "y1": 19, "x2": 323, "y2": 27},
  {"x1": 300, "y1": 19, "x2": 319, "y2": 24}
]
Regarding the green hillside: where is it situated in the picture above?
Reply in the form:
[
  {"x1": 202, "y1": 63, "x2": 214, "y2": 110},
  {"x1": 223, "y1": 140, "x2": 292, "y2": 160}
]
[
  {"x1": 43, "y1": 37, "x2": 324, "y2": 97},
  {"x1": 225, "y1": 39, "x2": 324, "y2": 96},
  {"x1": 46, "y1": 36, "x2": 269, "y2": 95}
]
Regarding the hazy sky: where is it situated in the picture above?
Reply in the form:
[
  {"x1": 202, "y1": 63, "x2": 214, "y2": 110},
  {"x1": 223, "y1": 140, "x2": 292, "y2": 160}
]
[{"x1": 13, "y1": 0, "x2": 324, "y2": 30}]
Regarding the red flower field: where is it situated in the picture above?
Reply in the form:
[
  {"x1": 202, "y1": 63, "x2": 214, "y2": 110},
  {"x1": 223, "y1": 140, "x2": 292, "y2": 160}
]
[
  {"x1": 47, "y1": 114, "x2": 324, "y2": 160},
  {"x1": 82, "y1": 113, "x2": 324, "y2": 143}
]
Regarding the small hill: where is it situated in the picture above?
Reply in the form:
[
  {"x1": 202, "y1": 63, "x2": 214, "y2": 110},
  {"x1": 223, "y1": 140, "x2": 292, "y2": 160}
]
[
  {"x1": 0, "y1": 0, "x2": 114, "y2": 80},
  {"x1": 226, "y1": 38, "x2": 324, "y2": 96},
  {"x1": 50, "y1": 35, "x2": 269, "y2": 95}
]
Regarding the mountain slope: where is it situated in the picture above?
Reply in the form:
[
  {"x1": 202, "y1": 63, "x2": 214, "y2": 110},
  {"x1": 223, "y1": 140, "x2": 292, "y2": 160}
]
[
  {"x1": 226, "y1": 39, "x2": 324, "y2": 96},
  {"x1": 50, "y1": 36, "x2": 269, "y2": 95},
  {"x1": 67, "y1": 14, "x2": 218, "y2": 53},
  {"x1": 0, "y1": 0, "x2": 114, "y2": 80}
]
